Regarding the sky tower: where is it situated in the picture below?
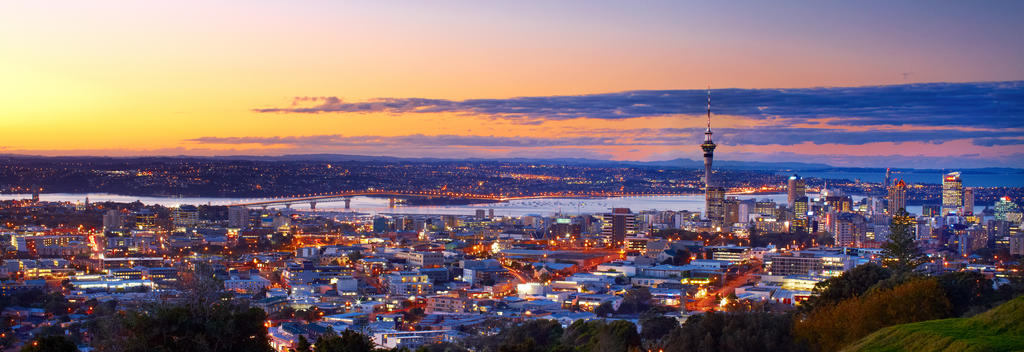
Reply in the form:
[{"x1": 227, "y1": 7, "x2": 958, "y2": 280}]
[
  {"x1": 701, "y1": 88, "x2": 717, "y2": 188},
  {"x1": 702, "y1": 87, "x2": 725, "y2": 228}
]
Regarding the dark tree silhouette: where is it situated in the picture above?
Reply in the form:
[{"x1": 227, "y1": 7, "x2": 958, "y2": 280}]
[{"x1": 881, "y1": 209, "x2": 925, "y2": 274}]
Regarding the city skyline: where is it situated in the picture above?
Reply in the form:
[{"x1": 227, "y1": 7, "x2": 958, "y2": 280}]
[{"x1": 2, "y1": 1, "x2": 1024, "y2": 168}]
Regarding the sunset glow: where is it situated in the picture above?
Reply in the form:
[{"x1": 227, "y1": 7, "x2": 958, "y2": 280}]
[{"x1": 2, "y1": 0, "x2": 1023, "y2": 167}]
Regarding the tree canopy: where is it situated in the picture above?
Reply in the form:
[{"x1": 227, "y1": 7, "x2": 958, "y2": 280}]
[{"x1": 881, "y1": 209, "x2": 926, "y2": 274}]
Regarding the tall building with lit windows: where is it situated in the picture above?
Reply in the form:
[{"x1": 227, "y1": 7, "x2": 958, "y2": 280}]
[
  {"x1": 602, "y1": 208, "x2": 637, "y2": 247},
  {"x1": 887, "y1": 179, "x2": 907, "y2": 214},
  {"x1": 787, "y1": 174, "x2": 805, "y2": 207},
  {"x1": 942, "y1": 172, "x2": 963, "y2": 215},
  {"x1": 963, "y1": 188, "x2": 975, "y2": 215}
]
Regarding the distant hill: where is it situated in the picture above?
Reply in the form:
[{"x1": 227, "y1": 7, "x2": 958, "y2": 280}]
[
  {"x1": 202, "y1": 154, "x2": 835, "y2": 170},
  {"x1": 843, "y1": 295, "x2": 1024, "y2": 352},
  {"x1": 1, "y1": 153, "x2": 1021, "y2": 175}
]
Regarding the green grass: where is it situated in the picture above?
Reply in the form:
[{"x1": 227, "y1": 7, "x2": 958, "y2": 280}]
[{"x1": 844, "y1": 295, "x2": 1024, "y2": 352}]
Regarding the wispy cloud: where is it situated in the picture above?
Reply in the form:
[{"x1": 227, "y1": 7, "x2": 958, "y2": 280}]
[
  {"x1": 187, "y1": 134, "x2": 621, "y2": 148},
  {"x1": 188, "y1": 126, "x2": 1024, "y2": 148},
  {"x1": 255, "y1": 81, "x2": 1024, "y2": 129}
]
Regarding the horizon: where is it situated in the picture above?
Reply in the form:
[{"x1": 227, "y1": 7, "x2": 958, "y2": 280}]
[{"x1": 3, "y1": 149, "x2": 1024, "y2": 171}]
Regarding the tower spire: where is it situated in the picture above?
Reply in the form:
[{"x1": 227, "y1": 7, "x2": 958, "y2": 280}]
[
  {"x1": 700, "y1": 86, "x2": 718, "y2": 187},
  {"x1": 706, "y1": 85, "x2": 712, "y2": 131}
]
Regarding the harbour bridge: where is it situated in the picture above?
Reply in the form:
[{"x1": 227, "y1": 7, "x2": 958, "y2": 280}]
[{"x1": 225, "y1": 190, "x2": 686, "y2": 210}]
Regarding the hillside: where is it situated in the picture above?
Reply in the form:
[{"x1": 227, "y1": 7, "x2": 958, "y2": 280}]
[{"x1": 844, "y1": 295, "x2": 1024, "y2": 352}]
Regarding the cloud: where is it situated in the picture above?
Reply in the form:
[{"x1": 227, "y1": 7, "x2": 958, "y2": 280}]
[
  {"x1": 187, "y1": 134, "x2": 621, "y2": 148},
  {"x1": 255, "y1": 81, "x2": 1024, "y2": 129},
  {"x1": 188, "y1": 125, "x2": 1024, "y2": 149},
  {"x1": 971, "y1": 137, "x2": 1024, "y2": 146},
  {"x1": 722, "y1": 151, "x2": 1024, "y2": 169}
]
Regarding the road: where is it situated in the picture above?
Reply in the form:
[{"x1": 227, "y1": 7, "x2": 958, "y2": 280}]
[{"x1": 692, "y1": 260, "x2": 762, "y2": 311}]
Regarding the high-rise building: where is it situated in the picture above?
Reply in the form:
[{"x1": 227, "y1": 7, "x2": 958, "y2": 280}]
[
  {"x1": 787, "y1": 175, "x2": 805, "y2": 207},
  {"x1": 942, "y1": 172, "x2": 963, "y2": 215},
  {"x1": 825, "y1": 195, "x2": 853, "y2": 213},
  {"x1": 134, "y1": 209, "x2": 158, "y2": 229},
  {"x1": 793, "y1": 197, "x2": 809, "y2": 219},
  {"x1": 755, "y1": 200, "x2": 778, "y2": 218},
  {"x1": 995, "y1": 196, "x2": 1022, "y2": 223},
  {"x1": 963, "y1": 188, "x2": 975, "y2": 215},
  {"x1": 738, "y1": 199, "x2": 755, "y2": 224},
  {"x1": 103, "y1": 209, "x2": 126, "y2": 230},
  {"x1": 884, "y1": 168, "x2": 891, "y2": 188},
  {"x1": 172, "y1": 205, "x2": 199, "y2": 228},
  {"x1": 601, "y1": 208, "x2": 637, "y2": 247},
  {"x1": 887, "y1": 179, "x2": 907, "y2": 214},
  {"x1": 724, "y1": 197, "x2": 740, "y2": 225},
  {"x1": 228, "y1": 206, "x2": 249, "y2": 228},
  {"x1": 701, "y1": 88, "x2": 726, "y2": 228},
  {"x1": 706, "y1": 188, "x2": 726, "y2": 228}
]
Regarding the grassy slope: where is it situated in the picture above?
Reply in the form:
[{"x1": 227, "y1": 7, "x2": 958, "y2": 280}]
[{"x1": 844, "y1": 295, "x2": 1024, "y2": 352}]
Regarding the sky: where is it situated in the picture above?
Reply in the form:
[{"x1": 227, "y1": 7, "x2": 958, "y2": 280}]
[{"x1": 1, "y1": 0, "x2": 1023, "y2": 168}]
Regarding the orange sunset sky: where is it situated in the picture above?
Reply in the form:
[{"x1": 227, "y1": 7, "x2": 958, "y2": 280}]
[{"x1": 2, "y1": 1, "x2": 1023, "y2": 167}]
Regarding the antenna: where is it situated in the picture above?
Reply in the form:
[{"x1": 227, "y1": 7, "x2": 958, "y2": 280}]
[{"x1": 706, "y1": 85, "x2": 712, "y2": 131}]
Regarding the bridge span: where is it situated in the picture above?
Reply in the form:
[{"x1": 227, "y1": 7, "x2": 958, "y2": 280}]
[{"x1": 226, "y1": 190, "x2": 687, "y2": 209}]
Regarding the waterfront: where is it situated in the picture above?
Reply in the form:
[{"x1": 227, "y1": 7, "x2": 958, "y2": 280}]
[{"x1": 0, "y1": 193, "x2": 971, "y2": 217}]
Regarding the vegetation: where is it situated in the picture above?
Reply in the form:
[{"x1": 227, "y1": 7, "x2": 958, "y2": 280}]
[
  {"x1": 799, "y1": 263, "x2": 890, "y2": 313},
  {"x1": 615, "y1": 287, "x2": 652, "y2": 315},
  {"x1": 87, "y1": 301, "x2": 273, "y2": 352},
  {"x1": 795, "y1": 278, "x2": 952, "y2": 351},
  {"x1": 312, "y1": 329, "x2": 378, "y2": 352},
  {"x1": 659, "y1": 311, "x2": 806, "y2": 352},
  {"x1": 86, "y1": 263, "x2": 274, "y2": 352},
  {"x1": 843, "y1": 295, "x2": 1024, "y2": 352},
  {"x1": 880, "y1": 209, "x2": 926, "y2": 274},
  {"x1": 0, "y1": 289, "x2": 69, "y2": 315},
  {"x1": 463, "y1": 319, "x2": 640, "y2": 352},
  {"x1": 20, "y1": 335, "x2": 77, "y2": 352}
]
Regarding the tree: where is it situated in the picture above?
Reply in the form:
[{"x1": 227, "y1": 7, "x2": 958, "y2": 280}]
[
  {"x1": 799, "y1": 263, "x2": 890, "y2": 313},
  {"x1": 594, "y1": 302, "x2": 614, "y2": 317},
  {"x1": 639, "y1": 311, "x2": 678, "y2": 342},
  {"x1": 616, "y1": 287, "x2": 652, "y2": 315},
  {"x1": 414, "y1": 342, "x2": 468, "y2": 352},
  {"x1": 21, "y1": 335, "x2": 77, "y2": 352},
  {"x1": 465, "y1": 319, "x2": 564, "y2": 352},
  {"x1": 794, "y1": 278, "x2": 951, "y2": 351},
  {"x1": 561, "y1": 320, "x2": 641, "y2": 352},
  {"x1": 313, "y1": 330, "x2": 375, "y2": 352},
  {"x1": 659, "y1": 312, "x2": 805, "y2": 352},
  {"x1": 881, "y1": 209, "x2": 926, "y2": 274},
  {"x1": 936, "y1": 271, "x2": 996, "y2": 316},
  {"x1": 87, "y1": 262, "x2": 274, "y2": 352},
  {"x1": 293, "y1": 335, "x2": 312, "y2": 352},
  {"x1": 347, "y1": 250, "x2": 364, "y2": 264}
]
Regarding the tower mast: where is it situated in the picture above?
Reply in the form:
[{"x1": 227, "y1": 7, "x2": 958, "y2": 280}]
[{"x1": 701, "y1": 87, "x2": 717, "y2": 188}]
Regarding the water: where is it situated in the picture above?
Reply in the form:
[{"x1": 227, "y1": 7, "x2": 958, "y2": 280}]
[
  {"x1": 0, "y1": 192, "x2": 776, "y2": 217},
  {"x1": 0, "y1": 193, "x2": 981, "y2": 217}
]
